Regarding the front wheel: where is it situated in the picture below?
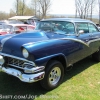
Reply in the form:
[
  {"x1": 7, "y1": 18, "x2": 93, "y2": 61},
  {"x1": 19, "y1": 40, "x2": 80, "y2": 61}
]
[{"x1": 40, "y1": 60, "x2": 64, "y2": 90}]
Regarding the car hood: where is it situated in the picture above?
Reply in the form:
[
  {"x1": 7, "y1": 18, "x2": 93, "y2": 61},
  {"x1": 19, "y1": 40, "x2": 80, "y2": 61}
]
[{"x1": 1, "y1": 31, "x2": 49, "y2": 57}]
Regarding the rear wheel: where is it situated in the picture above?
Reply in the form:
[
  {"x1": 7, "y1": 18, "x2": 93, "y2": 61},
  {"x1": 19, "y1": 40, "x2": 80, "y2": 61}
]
[
  {"x1": 40, "y1": 60, "x2": 64, "y2": 90},
  {"x1": 92, "y1": 48, "x2": 100, "y2": 61}
]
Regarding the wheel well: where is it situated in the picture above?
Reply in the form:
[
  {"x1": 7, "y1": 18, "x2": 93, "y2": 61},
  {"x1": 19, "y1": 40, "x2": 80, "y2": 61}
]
[{"x1": 46, "y1": 55, "x2": 67, "y2": 72}]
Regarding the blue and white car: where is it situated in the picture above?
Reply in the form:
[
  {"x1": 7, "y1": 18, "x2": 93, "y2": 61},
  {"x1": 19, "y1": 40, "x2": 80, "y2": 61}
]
[{"x1": 0, "y1": 18, "x2": 100, "y2": 90}]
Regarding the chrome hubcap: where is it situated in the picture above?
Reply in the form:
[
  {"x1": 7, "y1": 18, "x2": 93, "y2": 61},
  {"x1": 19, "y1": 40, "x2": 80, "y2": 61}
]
[{"x1": 49, "y1": 67, "x2": 61, "y2": 86}]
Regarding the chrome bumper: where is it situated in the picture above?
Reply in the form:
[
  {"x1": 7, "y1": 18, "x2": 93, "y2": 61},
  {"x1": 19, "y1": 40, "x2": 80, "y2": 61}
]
[
  {"x1": 0, "y1": 53, "x2": 45, "y2": 83},
  {"x1": 0, "y1": 66, "x2": 45, "y2": 83}
]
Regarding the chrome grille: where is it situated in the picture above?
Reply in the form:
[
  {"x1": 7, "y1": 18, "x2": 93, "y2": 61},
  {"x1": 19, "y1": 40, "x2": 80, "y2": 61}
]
[
  {"x1": 5, "y1": 57, "x2": 34, "y2": 69},
  {"x1": 7, "y1": 57, "x2": 25, "y2": 67},
  {"x1": 0, "y1": 52, "x2": 36, "y2": 70}
]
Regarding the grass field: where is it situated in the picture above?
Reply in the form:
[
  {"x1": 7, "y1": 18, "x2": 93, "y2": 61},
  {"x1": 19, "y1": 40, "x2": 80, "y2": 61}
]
[{"x1": 0, "y1": 57, "x2": 100, "y2": 100}]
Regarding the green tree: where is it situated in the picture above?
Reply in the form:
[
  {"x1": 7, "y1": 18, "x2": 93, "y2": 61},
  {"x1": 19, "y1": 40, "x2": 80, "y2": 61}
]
[{"x1": 0, "y1": 11, "x2": 9, "y2": 20}]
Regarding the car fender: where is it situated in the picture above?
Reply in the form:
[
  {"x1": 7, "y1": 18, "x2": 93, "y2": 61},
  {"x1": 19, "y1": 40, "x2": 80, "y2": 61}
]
[{"x1": 35, "y1": 53, "x2": 67, "y2": 68}]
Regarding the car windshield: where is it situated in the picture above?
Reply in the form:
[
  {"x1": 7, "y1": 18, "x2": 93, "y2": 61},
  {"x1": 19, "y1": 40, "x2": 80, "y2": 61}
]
[{"x1": 35, "y1": 21, "x2": 75, "y2": 35}]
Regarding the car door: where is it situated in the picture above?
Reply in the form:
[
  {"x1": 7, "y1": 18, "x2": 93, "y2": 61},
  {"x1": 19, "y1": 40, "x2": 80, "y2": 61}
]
[
  {"x1": 88, "y1": 23, "x2": 100, "y2": 53},
  {"x1": 71, "y1": 22, "x2": 94, "y2": 63}
]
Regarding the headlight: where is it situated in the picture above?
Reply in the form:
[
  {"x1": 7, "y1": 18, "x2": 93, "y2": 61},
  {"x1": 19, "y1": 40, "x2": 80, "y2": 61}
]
[
  {"x1": 0, "y1": 55, "x2": 5, "y2": 65},
  {"x1": 22, "y1": 48, "x2": 29, "y2": 58}
]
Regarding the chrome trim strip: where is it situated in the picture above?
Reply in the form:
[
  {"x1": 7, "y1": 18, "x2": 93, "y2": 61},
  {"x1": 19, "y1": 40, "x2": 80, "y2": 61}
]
[
  {"x1": 23, "y1": 37, "x2": 100, "y2": 48},
  {"x1": 61, "y1": 38, "x2": 89, "y2": 47},
  {"x1": 61, "y1": 38, "x2": 100, "y2": 47},
  {"x1": 22, "y1": 37, "x2": 89, "y2": 47},
  {"x1": 87, "y1": 38, "x2": 100, "y2": 45},
  {"x1": 0, "y1": 66, "x2": 45, "y2": 83},
  {"x1": 0, "y1": 53, "x2": 36, "y2": 66},
  {"x1": 8, "y1": 64, "x2": 26, "y2": 70}
]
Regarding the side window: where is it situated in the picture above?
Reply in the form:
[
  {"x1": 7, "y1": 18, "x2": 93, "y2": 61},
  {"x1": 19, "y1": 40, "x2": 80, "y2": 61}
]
[
  {"x1": 88, "y1": 23, "x2": 99, "y2": 33},
  {"x1": 64, "y1": 23, "x2": 75, "y2": 34},
  {"x1": 76, "y1": 23, "x2": 89, "y2": 33},
  {"x1": 52, "y1": 22, "x2": 75, "y2": 34}
]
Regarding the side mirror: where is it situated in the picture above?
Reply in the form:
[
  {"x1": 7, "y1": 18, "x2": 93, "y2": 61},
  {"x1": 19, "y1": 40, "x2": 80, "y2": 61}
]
[
  {"x1": 78, "y1": 30, "x2": 84, "y2": 34},
  {"x1": 76, "y1": 30, "x2": 84, "y2": 37}
]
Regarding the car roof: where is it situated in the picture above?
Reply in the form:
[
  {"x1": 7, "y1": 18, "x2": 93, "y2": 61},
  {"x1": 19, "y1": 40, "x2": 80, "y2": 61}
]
[{"x1": 41, "y1": 18, "x2": 94, "y2": 23}]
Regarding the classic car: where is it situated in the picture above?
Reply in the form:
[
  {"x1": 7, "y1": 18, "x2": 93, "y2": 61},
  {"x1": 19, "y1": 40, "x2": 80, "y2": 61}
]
[
  {"x1": 0, "y1": 18, "x2": 100, "y2": 90},
  {"x1": 0, "y1": 24, "x2": 35, "y2": 35}
]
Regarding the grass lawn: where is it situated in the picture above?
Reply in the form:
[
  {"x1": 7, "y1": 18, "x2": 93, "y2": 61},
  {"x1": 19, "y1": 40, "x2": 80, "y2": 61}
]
[{"x1": 0, "y1": 57, "x2": 100, "y2": 100}]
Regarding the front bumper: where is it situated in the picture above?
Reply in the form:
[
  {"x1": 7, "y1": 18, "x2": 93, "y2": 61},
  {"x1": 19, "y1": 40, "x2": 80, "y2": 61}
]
[
  {"x1": 0, "y1": 66, "x2": 45, "y2": 83},
  {"x1": 0, "y1": 53, "x2": 45, "y2": 83}
]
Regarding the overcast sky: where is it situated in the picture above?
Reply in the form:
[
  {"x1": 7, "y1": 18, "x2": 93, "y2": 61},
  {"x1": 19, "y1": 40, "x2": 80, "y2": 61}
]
[{"x1": 0, "y1": 0, "x2": 75, "y2": 15}]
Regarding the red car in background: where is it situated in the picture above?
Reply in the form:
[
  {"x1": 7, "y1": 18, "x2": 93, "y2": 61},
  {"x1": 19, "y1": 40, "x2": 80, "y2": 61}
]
[{"x1": 0, "y1": 24, "x2": 35, "y2": 35}]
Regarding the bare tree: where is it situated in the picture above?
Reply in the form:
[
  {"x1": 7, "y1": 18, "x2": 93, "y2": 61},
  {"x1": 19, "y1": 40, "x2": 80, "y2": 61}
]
[
  {"x1": 31, "y1": 0, "x2": 51, "y2": 19},
  {"x1": 90, "y1": 0, "x2": 96, "y2": 20},
  {"x1": 75, "y1": 0, "x2": 78, "y2": 18},
  {"x1": 39, "y1": 0, "x2": 51, "y2": 18},
  {"x1": 15, "y1": 0, "x2": 19, "y2": 15},
  {"x1": 75, "y1": 0, "x2": 96, "y2": 19},
  {"x1": 31, "y1": 0, "x2": 38, "y2": 16},
  {"x1": 22, "y1": 0, "x2": 25, "y2": 15},
  {"x1": 14, "y1": 0, "x2": 29, "y2": 16}
]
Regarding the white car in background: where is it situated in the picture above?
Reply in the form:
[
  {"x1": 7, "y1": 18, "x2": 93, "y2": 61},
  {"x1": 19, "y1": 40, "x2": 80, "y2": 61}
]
[{"x1": 0, "y1": 24, "x2": 35, "y2": 35}]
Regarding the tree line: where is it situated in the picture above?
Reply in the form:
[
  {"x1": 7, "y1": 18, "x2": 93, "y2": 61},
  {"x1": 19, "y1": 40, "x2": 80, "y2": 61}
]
[
  {"x1": 0, "y1": 0, "x2": 51, "y2": 20},
  {"x1": 0, "y1": 0, "x2": 100, "y2": 24},
  {"x1": 14, "y1": 0, "x2": 51, "y2": 19}
]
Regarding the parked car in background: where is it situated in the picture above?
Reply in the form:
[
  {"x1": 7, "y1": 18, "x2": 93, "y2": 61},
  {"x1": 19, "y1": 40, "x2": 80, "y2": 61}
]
[
  {"x1": 0, "y1": 25, "x2": 8, "y2": 35},
  {"x1": 0, "y1": 24, "x2": 35, "y2": 35},
  {"x1": 0, "y1": 18, "x2": 100, "y2": 90}
]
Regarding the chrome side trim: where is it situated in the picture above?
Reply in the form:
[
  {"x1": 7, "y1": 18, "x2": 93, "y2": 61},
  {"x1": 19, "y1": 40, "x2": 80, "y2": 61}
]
[
  {"x1": 0, "y1": 66, "x2": 45, "y2": 83},
  {"x1": 23, "y1": 37, "x2": 100, "y2": 48},
  {"x1": 61, "y1": 38, "x2": 89, "y2": 47},
  {"x1": 0, "y1": 53, "x2": 36, "y2": 66},
  {"x1": 87, "y1": 38, "x2": 100, "y2": 46},
  {"x1": 61, "y1": 38, "x2": 100, "y2": 47},
  {"x1": 22, "y1": 37, "x2": 89, "y2": 47}
]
